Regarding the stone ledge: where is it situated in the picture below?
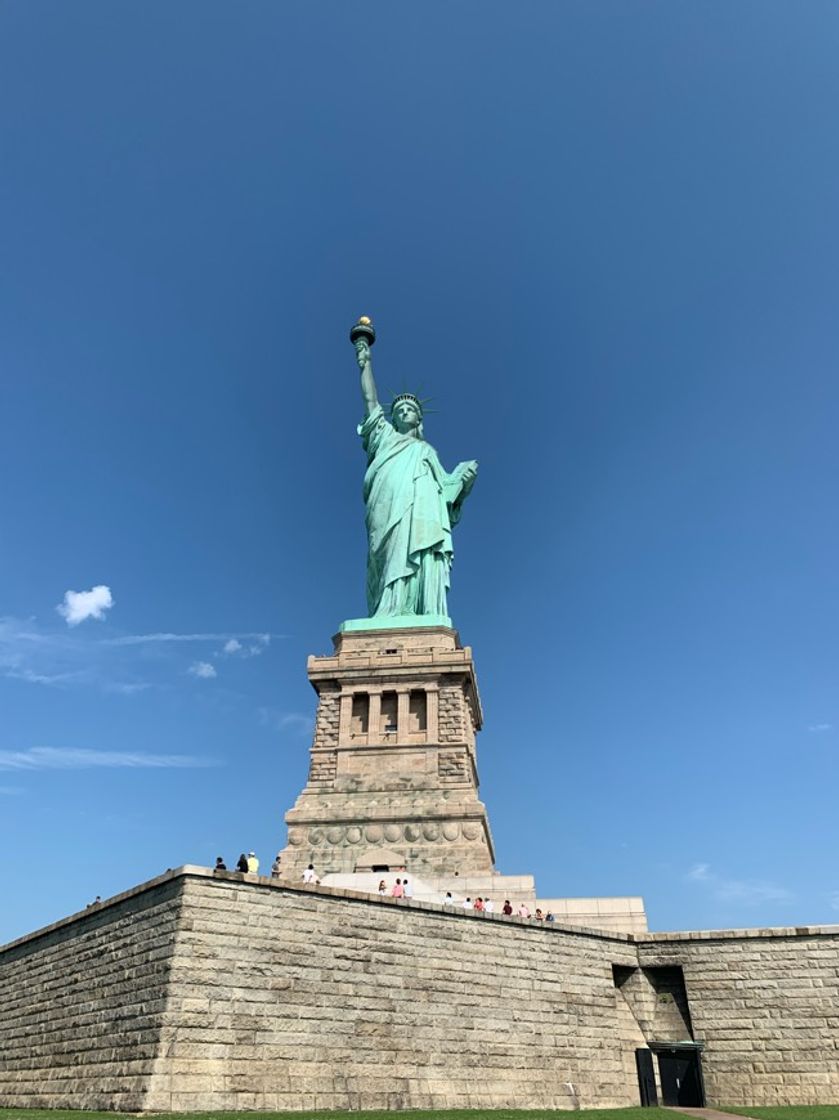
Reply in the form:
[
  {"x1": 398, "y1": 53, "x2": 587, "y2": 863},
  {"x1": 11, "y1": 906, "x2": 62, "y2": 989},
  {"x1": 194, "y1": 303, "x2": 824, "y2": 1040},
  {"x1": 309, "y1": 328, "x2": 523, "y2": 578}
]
[
  {"x1": 6, "y1": 864, "x2": 838, "y2": 957},
  {"x1": 638, "y1": 924, "x2": 839, "y2": 943}
]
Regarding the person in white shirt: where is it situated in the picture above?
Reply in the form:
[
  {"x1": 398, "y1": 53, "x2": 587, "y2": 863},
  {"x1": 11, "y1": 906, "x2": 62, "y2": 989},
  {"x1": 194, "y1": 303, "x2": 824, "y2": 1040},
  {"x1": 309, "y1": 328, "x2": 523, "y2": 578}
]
[
  {"x1": 302, "y1": 864, "x2": 318, "y2": 884},
  {"x1": 484, "y1": 898, "x2": 495, "y2": 913},
  {"x1": 403, "y1": 878, "x2": 413, "y2": 899},
  {"x1": 462, "y1": 897, "x2": 473, "y2": 909}
]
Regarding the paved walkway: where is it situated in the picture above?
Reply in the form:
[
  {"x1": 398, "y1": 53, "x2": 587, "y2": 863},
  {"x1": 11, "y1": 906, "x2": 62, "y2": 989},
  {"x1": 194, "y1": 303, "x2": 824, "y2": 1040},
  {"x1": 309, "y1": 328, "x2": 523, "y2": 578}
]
[{"x1": 667, "y1": 1108, "x2": 748, "y2": 1120}]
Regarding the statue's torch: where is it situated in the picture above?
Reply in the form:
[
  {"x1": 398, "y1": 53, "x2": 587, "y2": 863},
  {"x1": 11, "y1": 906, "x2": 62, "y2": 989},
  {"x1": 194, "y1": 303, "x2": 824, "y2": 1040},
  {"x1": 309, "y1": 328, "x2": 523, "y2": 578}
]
[{"x1": 350, "y1": 315, "x2": 376, "y2": 354}]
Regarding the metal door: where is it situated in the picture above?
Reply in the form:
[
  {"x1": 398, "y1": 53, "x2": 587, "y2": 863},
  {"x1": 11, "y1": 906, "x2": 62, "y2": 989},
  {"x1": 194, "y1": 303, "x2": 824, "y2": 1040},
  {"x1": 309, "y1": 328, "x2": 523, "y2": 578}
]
[
  {"x1": 657, "y1": 1048, "x2": 704, "y2": 1106},
  {"x1": 635, "y1": 1048, "x2": 658, "y2": 1106}
]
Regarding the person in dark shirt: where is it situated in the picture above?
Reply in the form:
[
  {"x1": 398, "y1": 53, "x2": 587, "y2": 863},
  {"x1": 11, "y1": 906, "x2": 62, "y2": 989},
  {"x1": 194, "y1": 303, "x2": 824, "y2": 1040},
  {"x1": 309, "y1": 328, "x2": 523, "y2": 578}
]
[
  {"x1": 214, "y1": 857, "x2": 227, "y2": 871},
  {"x1": 502, "y1": 899, "x2": 513, "y2": 916},
  {"x1": 236, "y1": 853, "x2": 249, "y2": 873}
]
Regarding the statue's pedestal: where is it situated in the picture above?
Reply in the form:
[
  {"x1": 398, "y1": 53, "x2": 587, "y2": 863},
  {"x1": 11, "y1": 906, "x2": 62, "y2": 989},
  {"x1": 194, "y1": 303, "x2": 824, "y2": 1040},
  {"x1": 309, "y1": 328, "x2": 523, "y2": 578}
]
[{"x1": 279, "y1": 624, "x2": 495, "y2": 880}]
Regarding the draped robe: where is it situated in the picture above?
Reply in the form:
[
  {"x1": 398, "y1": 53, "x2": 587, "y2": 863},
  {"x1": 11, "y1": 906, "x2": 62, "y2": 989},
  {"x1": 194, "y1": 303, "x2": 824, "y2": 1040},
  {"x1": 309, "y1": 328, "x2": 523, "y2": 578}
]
[{"x1": 359, "y1": 404, "x2": 466, "y2": 617}]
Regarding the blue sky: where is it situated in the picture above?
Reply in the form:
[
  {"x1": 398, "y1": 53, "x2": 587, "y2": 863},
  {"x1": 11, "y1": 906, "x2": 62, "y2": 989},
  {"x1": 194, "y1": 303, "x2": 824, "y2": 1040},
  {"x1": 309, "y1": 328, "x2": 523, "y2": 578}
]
[{"x1": 1, "y1": 1, "x2": 838, "y2": 944}]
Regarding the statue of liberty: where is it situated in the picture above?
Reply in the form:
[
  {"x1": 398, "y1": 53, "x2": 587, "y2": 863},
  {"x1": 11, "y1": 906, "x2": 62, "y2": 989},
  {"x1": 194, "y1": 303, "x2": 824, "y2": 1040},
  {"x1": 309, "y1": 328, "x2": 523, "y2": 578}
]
[{"x1": 351, "y1": 318, "x2": 478, "y2": 621}]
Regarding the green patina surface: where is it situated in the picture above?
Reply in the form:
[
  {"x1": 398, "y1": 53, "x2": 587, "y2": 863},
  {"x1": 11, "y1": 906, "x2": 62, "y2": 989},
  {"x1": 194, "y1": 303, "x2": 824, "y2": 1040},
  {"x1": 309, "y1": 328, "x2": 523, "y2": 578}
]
[
  {"x1": 350, "y1": 319, "x2": 478, "y2": 625},
  {"x1": 339, "y1": 612, "x2": 453, "y2": 633}
]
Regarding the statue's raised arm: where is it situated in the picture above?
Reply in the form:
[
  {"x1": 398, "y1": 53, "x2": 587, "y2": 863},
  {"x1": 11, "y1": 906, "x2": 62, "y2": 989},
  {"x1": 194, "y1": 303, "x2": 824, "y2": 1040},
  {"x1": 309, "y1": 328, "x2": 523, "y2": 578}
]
[
  {"x1": 348, "y1": 317, "x2": 479, "y2": 625},
  {"x1": 352, "y1": 317, "x2": 378, "y2": 416}
]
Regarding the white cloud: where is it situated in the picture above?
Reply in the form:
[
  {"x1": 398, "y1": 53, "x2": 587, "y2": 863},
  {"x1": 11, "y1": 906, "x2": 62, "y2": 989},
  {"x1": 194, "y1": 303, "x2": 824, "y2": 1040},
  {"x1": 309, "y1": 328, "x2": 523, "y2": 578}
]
[
  {"x1": 188, "y1": 661, "x2": 217, "y2": 679},
  {"x1": 107, "y1": 631, "x2": 277, "y2": 646},
  {"x1": 808, "y1": 723, "x2": 832, "y2": 733},
  {"x1": 221, "y1": 634, "x2": 270, "y2": 658},
  {"x1": 0, "y1": 747, "x2": 220, "y2": 772},
  {"x1": 4, "y1": 667, "x2": 83, "y2": 686},
  {"x1": 57, "y1": 585, "x2": 114, "y2": 627},
  {"x1": 686, "y1": 862, "x2": 793, "y2": 905}
]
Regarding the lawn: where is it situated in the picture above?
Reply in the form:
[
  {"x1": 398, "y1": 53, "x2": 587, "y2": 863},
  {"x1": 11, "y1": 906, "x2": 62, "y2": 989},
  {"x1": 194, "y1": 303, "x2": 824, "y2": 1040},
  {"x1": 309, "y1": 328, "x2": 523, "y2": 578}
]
[
  {"x1": 721, "y1": 1109, "x2": 839, "y2": 1120},
  {"x1": 2, "y1": 1110, "x2": 839, "y2": 1120}
]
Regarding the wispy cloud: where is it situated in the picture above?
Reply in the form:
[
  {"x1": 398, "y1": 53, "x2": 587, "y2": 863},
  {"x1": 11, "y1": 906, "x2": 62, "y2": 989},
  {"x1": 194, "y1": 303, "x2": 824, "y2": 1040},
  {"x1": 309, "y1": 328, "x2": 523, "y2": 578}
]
[
  {"x1": 259, "y1": 707, "x2": 313, "y2": 734},
  {"x1": 188, "y1": 661, "x2": 217, "y2": 679},
  {"x1": 107, "y1": 632, "x2": 275, "y2": 647},
  {"x1": 0, "y1": 747, "x2": 220, "y2": 772},
  {"x1": 57, "y1": 585, "x2": 114, "y2": 626},
  {"x1": 2, "y1": 615, "x2": 276, "y2": 698},
  {"x1": 808, "y1": 723, "x2": 832, "y2": 733},
  {"x1": 4, "y1": 667, "x2": 84, "y2": 686},
  {"x1": 0, "y1": 785, "x2": 23, "y2": 795},
  {"x1": 105, "y1": 680, "x2": 153, "y2": 695},
  {"x1": 687, "y1": 862, "x2": 793, "y2": 905},
  {"x1": 220, "y1": 633, "x2": 271, "y2": 658}
]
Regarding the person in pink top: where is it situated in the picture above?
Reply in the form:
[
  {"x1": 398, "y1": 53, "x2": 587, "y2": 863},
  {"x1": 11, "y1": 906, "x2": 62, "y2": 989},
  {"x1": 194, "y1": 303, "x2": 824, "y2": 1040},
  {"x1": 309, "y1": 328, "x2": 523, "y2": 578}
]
[
  {"x1": 517, "y1": 902, "x2": 531, "y2": 918},
  {"x1": 391, "y1": 878, "x2": 404, "y2": 898}
]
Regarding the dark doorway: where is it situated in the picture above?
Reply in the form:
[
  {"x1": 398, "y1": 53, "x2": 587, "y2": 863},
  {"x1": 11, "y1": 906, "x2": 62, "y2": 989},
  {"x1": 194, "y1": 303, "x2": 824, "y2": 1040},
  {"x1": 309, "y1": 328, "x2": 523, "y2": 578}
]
[
  {"x1": 635, "y1": 1048, "x2": 658, "y2": 1106},
  {"x1": 656, "y1": 1047, "x2": 705, "y2": 1106}
]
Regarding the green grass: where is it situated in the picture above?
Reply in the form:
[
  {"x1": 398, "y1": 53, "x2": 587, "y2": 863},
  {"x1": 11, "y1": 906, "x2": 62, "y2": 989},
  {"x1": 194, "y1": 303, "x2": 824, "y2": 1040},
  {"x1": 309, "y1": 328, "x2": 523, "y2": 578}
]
[
  {"x1": 0, "y1": 1109, "x2": 694, "y2": 1120},
  {"x1": 5, "y1": 1111, "x2": 839, "y2": 1120},
  {"x1": 721, "y1": 1109, "x2": 839, "y2": 1120}
]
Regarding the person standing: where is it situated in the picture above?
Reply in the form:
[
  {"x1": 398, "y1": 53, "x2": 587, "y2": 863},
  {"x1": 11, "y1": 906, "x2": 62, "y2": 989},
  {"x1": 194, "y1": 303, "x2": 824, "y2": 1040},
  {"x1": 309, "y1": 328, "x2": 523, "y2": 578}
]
[
  {"x1": 484, "y1": 897, "x2": 495, "y2": 914},
  {"x1": 391, "y1": 878, "x2": 404, "y2": 898},
  {"x1": 247, "y1": 851, "x2": 259, "y2": 875},
  {"x1": 236, "y1": 853, "x2": 248, "y2": 873},
  {"x1": 517, "y1": 902, "x2": 531, "y2": 918},
  {"x1": 214, "y1": 857, "x2": 227, "y2": 871},
  {"x1": 270, "y1": 854, "x2": 282, "y2": 879},
  {"x1": 377, "y1": 879, "x2": 387, "y2": 895},
  {"x1": 502, "y1": 900, "x2": 513, "y2": 915},
  {"x1": 403, "y1": 878, "x2": 413, "y2": 899}
]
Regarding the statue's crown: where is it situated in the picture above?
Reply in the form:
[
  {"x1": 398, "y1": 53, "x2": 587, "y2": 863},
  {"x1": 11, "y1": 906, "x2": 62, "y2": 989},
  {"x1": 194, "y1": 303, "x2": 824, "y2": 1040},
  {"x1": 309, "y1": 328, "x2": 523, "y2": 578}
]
[{"x1": 390, "y1": 392, "x2": 424, "y2": 418}]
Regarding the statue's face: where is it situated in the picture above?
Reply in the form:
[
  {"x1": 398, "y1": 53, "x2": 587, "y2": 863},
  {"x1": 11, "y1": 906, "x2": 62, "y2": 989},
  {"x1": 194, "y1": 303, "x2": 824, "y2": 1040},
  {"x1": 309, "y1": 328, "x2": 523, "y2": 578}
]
[{"x1": 393, "y1": 400, "x2": 421, "y2": 434}]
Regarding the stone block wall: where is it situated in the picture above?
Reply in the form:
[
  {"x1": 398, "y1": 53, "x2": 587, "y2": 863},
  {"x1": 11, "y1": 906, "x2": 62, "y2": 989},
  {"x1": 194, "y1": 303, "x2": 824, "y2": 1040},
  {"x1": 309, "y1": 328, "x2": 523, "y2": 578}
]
[
  {"x1": 149, "y1": 872, "x2": 640, "y2": 1112},
  {"x1": 0, "y1": 867, "x2": 641, "y2": 1112},
  {"x1": 3, "y1": 867, "x2": 839, "y2": 1112},
  {"x1": 0, "y1": 875, "x2": 182, "y2": 1111},
  {"x1": 639, "y1": 927, "x2": 839, "y2": 1105}
]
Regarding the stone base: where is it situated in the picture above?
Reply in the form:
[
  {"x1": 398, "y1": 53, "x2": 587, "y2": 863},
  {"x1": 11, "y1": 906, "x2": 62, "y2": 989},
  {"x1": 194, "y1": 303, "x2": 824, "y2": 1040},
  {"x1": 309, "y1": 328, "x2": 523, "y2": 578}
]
[
  {"x1": 280, "y1": 624, "x2": 495, "y2": 879},
  {"x1": 318, "y1": 871, "x2": 648, "y2": 934}
]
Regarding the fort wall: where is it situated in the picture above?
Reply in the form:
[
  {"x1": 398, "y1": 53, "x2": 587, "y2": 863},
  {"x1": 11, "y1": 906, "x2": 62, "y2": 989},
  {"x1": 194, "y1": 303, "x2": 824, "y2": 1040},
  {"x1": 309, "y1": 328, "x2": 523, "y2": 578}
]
[
  {"x1": 639, "y1": 926, "x2": 839, "y2": 1106},
  {"x1": 2, "y1": 867, "x2": 838, "y2": 1112},
  {"x1": 0, "y1": 874, "x2": 182, "y2": 1111}
]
